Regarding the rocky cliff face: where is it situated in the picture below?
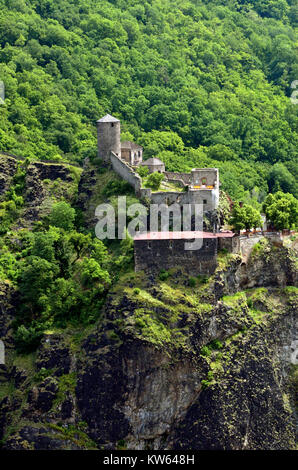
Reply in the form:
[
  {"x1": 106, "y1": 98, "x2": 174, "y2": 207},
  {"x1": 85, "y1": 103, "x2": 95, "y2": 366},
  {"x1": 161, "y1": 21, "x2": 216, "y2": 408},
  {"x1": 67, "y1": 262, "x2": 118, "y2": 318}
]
[
  {"x1": 0, "y1": 245, "x2": 297, "y2": 450},
  {"x1": 0, "y1": 156, "x2": 297, "y2": 450},
  {"x1": 0, "y1": 154, "x2": 82, "y2": 227}
]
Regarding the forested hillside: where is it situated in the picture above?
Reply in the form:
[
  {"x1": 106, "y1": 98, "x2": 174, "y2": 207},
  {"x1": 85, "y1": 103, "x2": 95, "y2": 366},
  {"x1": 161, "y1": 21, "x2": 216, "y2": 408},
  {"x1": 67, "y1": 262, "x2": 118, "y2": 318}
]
[
  {"x1": 0, "y1": 0, "x2": 297, "y2": 201},
  {"x1": 0, "y1": 1, "x2": 298, "y2": 451}
]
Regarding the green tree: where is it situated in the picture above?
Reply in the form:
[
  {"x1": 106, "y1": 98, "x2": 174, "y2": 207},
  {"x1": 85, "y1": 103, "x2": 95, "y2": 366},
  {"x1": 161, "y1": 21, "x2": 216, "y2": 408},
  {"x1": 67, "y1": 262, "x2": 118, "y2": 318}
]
[
  {"x1": 18, "y1": 256, "x2": 58, "y2": 317},
  {"x1": 79, "y1": 257, "x2": 110, "y2": 289},
  {"x1": 144, "y1": 172, "x2": 164, "y2": 191},
  {"x1": 31, "y1": 227, "x2": 60, "y2": 262},
  {"x1": 267, "y1": 163, "x2": 298, "y2": 198},
  {"x1": 230, "y1": 203, "x2": 263, "y2": 231},
  {"x1": 263, "y1": 191, "x2": 298, "y2": 230},
  {"x1": 48, "y1": 201, "x2": 75, "y2": 231},
  {"x1": 137, "y1": 166, "x2": 149, "y2": 178}
]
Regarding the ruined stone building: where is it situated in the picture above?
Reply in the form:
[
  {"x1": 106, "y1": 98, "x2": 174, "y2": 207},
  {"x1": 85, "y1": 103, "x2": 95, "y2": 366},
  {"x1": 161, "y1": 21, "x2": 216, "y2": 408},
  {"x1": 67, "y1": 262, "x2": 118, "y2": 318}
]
[
  {"x1": 96, "y1": 114, "x2": 220, "y2": 215},
  {"x1": 134, "y1": 231, "x2": 239, "y2": 275},
  {"x1": 96, "y1": 114, "x2": 231, "y2": 275},
  {"x1": 140, "y1": 157, "x2": 165, "y2": 173},
  {"x1": 121, "y1": 141, "x2": 143, "y2": 166}
]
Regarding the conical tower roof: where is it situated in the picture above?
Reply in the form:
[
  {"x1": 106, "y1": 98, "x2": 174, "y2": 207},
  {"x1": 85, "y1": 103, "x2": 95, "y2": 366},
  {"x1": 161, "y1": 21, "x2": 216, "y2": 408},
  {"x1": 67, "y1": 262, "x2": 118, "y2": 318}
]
[{"x1": 97, "y1": 114, "x2": 120, "y2": 123}]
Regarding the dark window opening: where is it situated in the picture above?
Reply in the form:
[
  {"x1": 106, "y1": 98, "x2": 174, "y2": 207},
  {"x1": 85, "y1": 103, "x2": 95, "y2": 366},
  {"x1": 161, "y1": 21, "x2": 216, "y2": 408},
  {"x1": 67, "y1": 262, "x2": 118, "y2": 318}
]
[
  {"x1": 111, "y1": 123, "x2": 114, "y2": 127},
  {"x1": 203, "y1": 199, "x2": 207, "y2": 205}
]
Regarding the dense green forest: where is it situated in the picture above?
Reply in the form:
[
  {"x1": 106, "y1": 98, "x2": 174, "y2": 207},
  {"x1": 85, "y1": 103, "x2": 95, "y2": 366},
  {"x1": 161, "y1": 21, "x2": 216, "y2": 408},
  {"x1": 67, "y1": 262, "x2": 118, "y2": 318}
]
[
  {"x1": 0, "y1": 0, "x2": 297, "y2": 351},
  {"x1": 0, "y1": 0, "x2": 297, "y2": 201}
]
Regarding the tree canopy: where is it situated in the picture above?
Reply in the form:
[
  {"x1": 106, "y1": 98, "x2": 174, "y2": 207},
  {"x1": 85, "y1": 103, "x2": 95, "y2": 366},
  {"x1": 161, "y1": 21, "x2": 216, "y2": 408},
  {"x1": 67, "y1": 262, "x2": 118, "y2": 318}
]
[
  {"x1": 263, "y1": 191, "x2": 298, "y2": 230},
  {"x1": 229, "y1": 202, "x2": 263, "y2": 231},
  {"x1": 0, "y1": 0, "x2": 297, "y2": 201}
]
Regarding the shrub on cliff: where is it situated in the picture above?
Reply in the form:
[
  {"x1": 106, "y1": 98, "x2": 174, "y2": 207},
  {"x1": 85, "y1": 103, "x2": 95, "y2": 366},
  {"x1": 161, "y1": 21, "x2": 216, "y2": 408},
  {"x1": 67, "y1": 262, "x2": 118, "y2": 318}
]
[
  {"x1": 48, "y1": 201, "x2": 75, "y2": 231},
  {"x1": 12, "y1": 224, "x2": 114, "y2": 350}
]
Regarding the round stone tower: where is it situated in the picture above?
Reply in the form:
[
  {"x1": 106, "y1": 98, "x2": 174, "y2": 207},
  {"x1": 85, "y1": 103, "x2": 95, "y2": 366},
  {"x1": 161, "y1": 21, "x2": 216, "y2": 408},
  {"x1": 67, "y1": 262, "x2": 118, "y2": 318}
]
[{"x1": 96, "y1": 114, "x2": 121, "y2": 164}]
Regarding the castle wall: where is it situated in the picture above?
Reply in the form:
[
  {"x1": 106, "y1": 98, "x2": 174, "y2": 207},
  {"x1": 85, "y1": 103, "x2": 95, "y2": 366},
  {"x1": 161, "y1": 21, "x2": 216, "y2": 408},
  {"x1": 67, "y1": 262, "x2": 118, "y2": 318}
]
[
  {"x1": 134, "y1": 238, "x2": 218, "y2": 276},
  {"x1": 239, "y1": 235, "x2": 263, "y2": 263},
  {"x1": 150, "y1": 191, "x2": 184, "y2": 205},
  {"x1": 187, "y1": 189, "x2": 219, "y2": 212},
  {"x1": 148, "y1": 188, "x2": 219, "y2": 212},
  {"x1": 218, "y1": 236, "x2": 240, "y2": 253},
  {"x1": 165, "y1": 178, "x2": 185, "y2": 188},
  {"x1": 164, "y1": 172, "x2": 191, "y2": 185},
  {"x1": 239, "y1": 233, "x2": 283, "y2": 263},
  {"x1": 110, "y1": 152, "x2": 142, "y2": 192},
  {"x1": 191, "y1": 168, "x2": 219, "y2": 188}
]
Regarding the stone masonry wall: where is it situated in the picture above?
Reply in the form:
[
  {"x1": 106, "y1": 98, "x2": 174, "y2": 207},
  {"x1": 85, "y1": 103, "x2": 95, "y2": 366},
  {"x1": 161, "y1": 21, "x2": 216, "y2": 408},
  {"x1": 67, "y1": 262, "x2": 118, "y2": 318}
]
[
  {"x1": 110, "y1": 152, "x2": 142, "y2": 192},
  {"x1": 134, "y1": 238, "x2": 218, "y2": 276},
  {"x1": 97, "y1": 121, "x2": 121, "y2": 163},
  {"x1": 218, "y1": 236, "x2": 240, "y2": 253},
  {"x1": 149, "y1": 188, "x2": 219, "y2": 212},
  {"x1": 164, "y1": 172, "x2": 191, "y2": 185}
]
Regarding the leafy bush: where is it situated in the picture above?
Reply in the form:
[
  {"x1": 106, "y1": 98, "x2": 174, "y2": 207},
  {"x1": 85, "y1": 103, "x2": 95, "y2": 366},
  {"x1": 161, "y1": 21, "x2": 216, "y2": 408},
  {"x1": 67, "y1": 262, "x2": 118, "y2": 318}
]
[
  {"x1": 144, "y1": 173, "x2": 164, "y2": 191},
  {"x1": 15, "y1": 324, "x2": 44, "y2": 353},
  {"x1": 137, "y1": 166, "x2": 149, "y2": 178},
  {"x1": 102, "y1": 180, "x2": 133, "y2": 197},
  {"x1": 48, "y1": 201, "x2": 75, "y2": 231},
  {"x1": 188, "y1": 277, "x2": 196, "y2": 287},
  {"x1": 159, "y1": 269, "x2": 169, "y2": 281},
  {"x1": 263, "y1": 191, "x2": 298, "y2": 230},
  {"x1": 230, "y1": 203, "x2": 263, "y2": 231},
  {"x1": 200, "y1": 345, "x2": 212, "y2": 357}
]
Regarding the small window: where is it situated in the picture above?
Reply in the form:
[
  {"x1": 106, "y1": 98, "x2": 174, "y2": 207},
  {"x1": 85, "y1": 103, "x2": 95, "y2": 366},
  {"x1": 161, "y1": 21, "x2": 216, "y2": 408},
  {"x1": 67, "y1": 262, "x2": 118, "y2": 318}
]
[
  {"x1": 201, "y1": 177, "x2": 207, "y2": 185},
  {"x1": 111, "y1": 123, "x2": 114, "y2": 127},
  {"x1": 203, "y1": 199, "x2": 207, "y2": 205}
]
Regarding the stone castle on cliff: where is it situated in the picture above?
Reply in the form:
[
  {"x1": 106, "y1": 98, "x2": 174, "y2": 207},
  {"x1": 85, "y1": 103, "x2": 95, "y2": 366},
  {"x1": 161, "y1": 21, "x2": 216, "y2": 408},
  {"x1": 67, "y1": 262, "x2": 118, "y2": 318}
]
[{"x1": 96, "y1": 114, "x2": 219, "y2": 214}]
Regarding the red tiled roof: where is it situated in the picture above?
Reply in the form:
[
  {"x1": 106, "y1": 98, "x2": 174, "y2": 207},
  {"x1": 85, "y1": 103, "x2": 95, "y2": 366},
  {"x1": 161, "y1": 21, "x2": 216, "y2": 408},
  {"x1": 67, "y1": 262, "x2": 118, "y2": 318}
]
[
  {"x1": 134, "y1": 231, "x2": 235, "y2": 241},
  {"x1": 216, "y1": 232, "x2": 235, "y2": 238}
]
